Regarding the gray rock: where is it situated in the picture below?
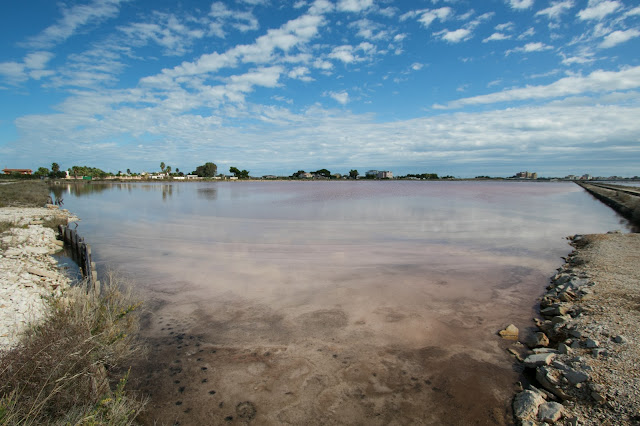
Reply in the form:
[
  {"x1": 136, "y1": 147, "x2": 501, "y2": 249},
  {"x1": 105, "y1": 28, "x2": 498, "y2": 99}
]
[
  {"x1": 536, "y1": 367, "x2": 568, "y2": 400},
  {"x1": 586, "y1": 339, "x2": 599, "y2": 348},
  {"x1": 513, "y1": 390, "x2": 546, "y2": 421},
  {"x1": 541, "y1": 305, "x2": 569, "y2": 317},
  {"x1": 592, "y1": 348, "x2": 607, "y2": 358},
  {"x1": 551, "y1": 315, "x2": 570, "y2": 325},
  {"x1": 613, "y1": 335, "x2": 628, "y2": 344},
  {"x1": 557, "y1": 343, "x2": 572, "y2": 354},
  {"x1": 564, "y1": 369, "x2": 589, "y2": 385},
  {"x1": 537, "y1": 401, "x2": 564, "y2": 423},
  {"x1": 525, "y1": 353, "x2": 556, "y2": 368}
]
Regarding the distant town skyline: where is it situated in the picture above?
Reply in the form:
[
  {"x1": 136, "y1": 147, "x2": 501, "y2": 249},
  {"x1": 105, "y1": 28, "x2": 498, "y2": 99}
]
[{"x1": 1, "y1": 0, "x2": 639, "y2": 177}]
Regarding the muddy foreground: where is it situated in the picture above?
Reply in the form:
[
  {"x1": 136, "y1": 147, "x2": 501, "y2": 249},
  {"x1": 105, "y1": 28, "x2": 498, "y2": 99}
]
[{"x1": 125, "y1": 248, "x2": 550, "y2": 425}]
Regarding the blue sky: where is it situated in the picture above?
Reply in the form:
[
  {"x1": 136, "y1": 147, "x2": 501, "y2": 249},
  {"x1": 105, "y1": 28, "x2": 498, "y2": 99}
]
[{"x1": 1, "y1": 0, "x2": 639, "y2": 177}]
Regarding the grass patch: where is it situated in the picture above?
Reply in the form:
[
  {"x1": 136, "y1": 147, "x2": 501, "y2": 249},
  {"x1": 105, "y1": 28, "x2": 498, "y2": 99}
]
[
  {"x1": 0, "y1": 221, "x2": 13, "y2": 234},
  {"x1": 41, "y1": 216, "x2": 69, "y2": 231},
  {"x1": 0, "y1": 272, "x2": 147, "y2": 424},
  {"x1": 0, "y1": 181, "x2": 51, "y2": 208}
]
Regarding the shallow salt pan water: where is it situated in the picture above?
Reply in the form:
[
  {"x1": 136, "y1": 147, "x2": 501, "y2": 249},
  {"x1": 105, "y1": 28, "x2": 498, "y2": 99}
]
[{"x1": 53, "y1": 180, "x2": 631, "y2": 424}]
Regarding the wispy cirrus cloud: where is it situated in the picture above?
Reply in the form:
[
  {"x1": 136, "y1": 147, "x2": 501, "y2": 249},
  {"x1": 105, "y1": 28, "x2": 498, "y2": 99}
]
[
  {"x1": 535, "y1": 1, "x2": 575, "y2": 20},
  {"x1": 24, "y1": 0, "x2": 130, "y2": 49},
  {"x1": 0, "y1": 51, "x2": 55, "y2": 84},
  {"x1": 435, "y1": 66, "x2": 640, "y2": 109}
]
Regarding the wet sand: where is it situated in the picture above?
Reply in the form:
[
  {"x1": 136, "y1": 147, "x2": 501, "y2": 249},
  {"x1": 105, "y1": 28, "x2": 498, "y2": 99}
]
[{"x1": 126, "y1": 242, "x2": 553, "y2": 425}]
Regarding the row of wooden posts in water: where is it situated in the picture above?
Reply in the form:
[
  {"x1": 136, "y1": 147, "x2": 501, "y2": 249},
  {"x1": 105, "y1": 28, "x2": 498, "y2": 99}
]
[{"x1": 58, "y1": 224, "x2": 101, "y2": 293}]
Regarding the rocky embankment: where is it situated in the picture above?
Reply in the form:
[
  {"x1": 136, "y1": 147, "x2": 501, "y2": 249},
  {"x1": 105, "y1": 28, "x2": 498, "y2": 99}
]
[
  {"x1": 502, "y1": 232, "x2": 640, "y2": 425},
  {"x1": 0, "y1": 206, "x2": 76, "y2": 351}
]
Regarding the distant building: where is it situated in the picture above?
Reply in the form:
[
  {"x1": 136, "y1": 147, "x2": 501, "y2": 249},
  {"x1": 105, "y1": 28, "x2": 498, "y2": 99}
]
[
  {"x1": 366, "y1": 170, "x2": 393, "y2": 179},
  {"x1": 580, "y1": 174, "x2": 592, "y2": 180},
  {"x1": 515, "y1": 171, "x2": 537, "y2": 179},
  {"x1": 2, "y1": 168, "x2": 32, "y2": 175}
]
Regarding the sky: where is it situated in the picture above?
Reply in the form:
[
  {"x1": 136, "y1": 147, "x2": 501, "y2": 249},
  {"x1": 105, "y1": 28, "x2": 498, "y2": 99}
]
[{"x1": 0, "y1": 0, "x2": 639, "y2": 178}]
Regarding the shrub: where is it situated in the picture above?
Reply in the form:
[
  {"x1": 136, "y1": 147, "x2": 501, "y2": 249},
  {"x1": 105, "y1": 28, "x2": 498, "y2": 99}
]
[{"x1": 0, "y1": 273, "x2": 146, "y2": 425}]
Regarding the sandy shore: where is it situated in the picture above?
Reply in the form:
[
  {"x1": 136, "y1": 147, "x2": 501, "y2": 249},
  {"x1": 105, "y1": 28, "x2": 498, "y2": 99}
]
[
  {"x1": 0, "y1": 207, "x2": 74, "y2": 351},
  {"x1": 511, "y1": 232, "x2": 640, "y2": 425}
]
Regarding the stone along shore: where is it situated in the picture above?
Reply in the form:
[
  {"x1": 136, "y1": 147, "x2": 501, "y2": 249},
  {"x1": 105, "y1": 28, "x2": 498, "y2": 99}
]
[
  {"x1": 0, "y1": 206, "x2": 76, "y2": 351},
  {"x1": 505, "y1": 232, "x2": 640, "y2": 425}
]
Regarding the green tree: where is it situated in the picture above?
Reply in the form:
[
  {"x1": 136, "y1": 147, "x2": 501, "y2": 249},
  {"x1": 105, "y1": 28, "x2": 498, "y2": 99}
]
[
  {"x1": 313, "y1": 168, "x2": 331, "y2": 178},
  {"x1": 127, "y1": 168, "x2": 131, "y2": 175},
  {"x1": 34, "y1": 167, "x2": 50, "y2": 178},
  {"x1": 160, "y1": 162, "x2": 166, "y2": 173},
  {"x1": 194, "y1": 162, "x2": 217, "y2": 177},
  {"x1": 349, "y1": 169, "x2": 359, "y2": 179},
  {"x1": 166, "y1": 166, "x2": 172, "y2": 177},
  {"x1": 229, "y1": 167, "x2": 250, "y2": 179}
]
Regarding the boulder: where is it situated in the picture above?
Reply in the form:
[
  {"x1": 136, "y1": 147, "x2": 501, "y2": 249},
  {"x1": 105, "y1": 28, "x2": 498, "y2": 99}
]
[
  {"x1": 524, "y1": 353, "x2": 555, "y2": 368},
  {"x1": 513, "y1": 390, "x2": 545, "y2": 421},
  {"x1": 499, "y1": 324, "x2": 519, "y2": 340},
  {"x1": 564, "y1": 369, "x2": 589, "y2": 386},
  {"x1": 537, "y1": 401, "x2": 564, "y2": 423}
]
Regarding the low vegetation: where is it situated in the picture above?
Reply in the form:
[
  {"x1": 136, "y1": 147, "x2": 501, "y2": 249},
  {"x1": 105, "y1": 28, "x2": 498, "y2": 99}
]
[
  {"x1": 0, "y1": 273, "x2": 147, "y2": 425},
  {"x1": 0, "y1": 181, "x2": 50, "y2": 208}
]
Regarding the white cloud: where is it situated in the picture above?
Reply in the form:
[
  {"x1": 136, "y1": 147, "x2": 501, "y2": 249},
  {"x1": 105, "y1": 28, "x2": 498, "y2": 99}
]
[
  {"x1": 25, "y1": 0, "x2": 129, "y2": 49},
  {"x1": 495, "y1": 22, "x2": 515, "y2": 32},
  {"x1": 518, "y1": 27, "x2": 536, "y2": 39},
  {"x1": 350, "y1": 19, "x2": 390, "y2": 40},
  {"x1": 536, "y1": 1, "x2": 574, "y2": 20},
  {"x1": 0, "y1": 51, "x2": 56, "y2": 85},
  {"x1": 436, "y1": 28, "x2": 472, "y2": 43},
  {"x1": 23, "y1": 51, "x2": 55, "y2": 70},
  {"x1": 288, "y1": 66, "x2": 314, "y2": 81},
  {"x1": 577, "y1": 0, "x2": 622, "y2": 20},
  {"x1": 329, "y1": 45, "x2": 358, "y2": 63},
  {"x1": 438, "y1": 66, "x2": 640, "y2": 108},
  {"x1": 599, "y1": 29, "x2": 640, "y2": 48},
  {"x1": 337, "y1": 0, "x2": 373, "y2": 13},
  {"x1": 118, "y1": 13, "x2": 206, "y2": 56},
  {"x1": 209, "y1": 3, "x2": 259, "y2": 34},
  {"x1": 328, "y1": 91, "x2": 349, "y2": 104},
  {"x1": 411, "y1": 62, "x2": 424, "y2": 71},
  {"x1": 483, "y1": 32, "x2": 511, "y2": 42},
  {"x1": 150, "y1": 13, "x2": 324, "y2": 81},
  {"x1": 0, "y1": 62, "x2": 26, "y2": 83},
  {"x1": 521, "y1": 42, "x2": 552, "y2": 52},
  {"x1": 419, "y1": 7, "x2": 453, "y2": 28},
  {"x1": 626, "y1": 7, "x2": 640, "y2": 17},
  {"x1": 506, "y1": 0, "x2": 534, "y2": 10}
]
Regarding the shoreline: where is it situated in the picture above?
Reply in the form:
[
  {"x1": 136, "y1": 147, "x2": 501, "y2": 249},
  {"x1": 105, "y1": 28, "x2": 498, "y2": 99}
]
[
  {"x1": 508, "y1": 232, "x2": 640, "y2": 425},
  {"x1": 0, "y1": 206, "x2": 75, "y2": 351}
]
